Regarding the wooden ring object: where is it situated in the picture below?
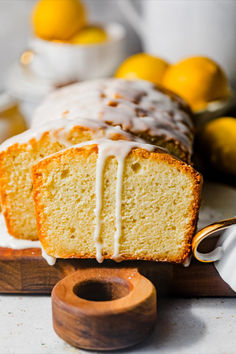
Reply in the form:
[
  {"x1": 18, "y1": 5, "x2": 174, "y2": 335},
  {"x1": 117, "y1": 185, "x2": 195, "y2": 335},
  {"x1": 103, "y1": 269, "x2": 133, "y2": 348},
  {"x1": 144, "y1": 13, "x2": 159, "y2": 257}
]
[
  {"x1": 52, "y1": 267, "x2": 157, "y2": 351},
  {"x1": 192, "y1": 217, "x2": 236, "y2": 263}
]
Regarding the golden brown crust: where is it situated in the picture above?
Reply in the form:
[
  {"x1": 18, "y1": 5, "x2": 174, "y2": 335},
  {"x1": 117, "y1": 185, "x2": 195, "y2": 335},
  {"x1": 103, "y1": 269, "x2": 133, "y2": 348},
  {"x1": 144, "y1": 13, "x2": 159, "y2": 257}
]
[{"x1": 33, "y1": 143, "x2": 202, "y2": 264}]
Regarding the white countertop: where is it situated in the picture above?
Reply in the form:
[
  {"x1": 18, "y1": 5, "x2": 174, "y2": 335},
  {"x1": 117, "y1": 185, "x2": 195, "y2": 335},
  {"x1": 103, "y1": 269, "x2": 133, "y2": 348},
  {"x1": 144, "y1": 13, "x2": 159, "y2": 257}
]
[{"x1": 0, "y1": 295, "x2": 235, "y2": 354}]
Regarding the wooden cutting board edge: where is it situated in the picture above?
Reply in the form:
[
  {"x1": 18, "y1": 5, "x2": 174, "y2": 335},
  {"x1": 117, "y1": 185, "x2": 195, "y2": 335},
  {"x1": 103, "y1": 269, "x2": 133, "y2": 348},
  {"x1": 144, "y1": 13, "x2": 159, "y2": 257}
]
[
  {"x1": 0, "y1": 247, "x2": 235, "y2": 296},
  {"x1": 0, "y1": 248, "x2": 236, "y2": 297}
]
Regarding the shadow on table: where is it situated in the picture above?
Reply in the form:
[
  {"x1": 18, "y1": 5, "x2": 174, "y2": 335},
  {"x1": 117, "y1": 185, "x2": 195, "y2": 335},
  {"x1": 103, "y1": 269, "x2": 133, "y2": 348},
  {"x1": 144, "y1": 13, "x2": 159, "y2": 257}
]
[{"x1": 101, "y1": 297, "x2": 206, "y2": 353}]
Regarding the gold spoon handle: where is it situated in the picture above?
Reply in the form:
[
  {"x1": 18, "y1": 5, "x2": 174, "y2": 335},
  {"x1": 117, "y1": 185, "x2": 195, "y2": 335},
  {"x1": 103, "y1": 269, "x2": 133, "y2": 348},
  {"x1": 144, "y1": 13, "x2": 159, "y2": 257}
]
[{"x1": 192, "y1": 217, "x2": 236, "y2": 263}]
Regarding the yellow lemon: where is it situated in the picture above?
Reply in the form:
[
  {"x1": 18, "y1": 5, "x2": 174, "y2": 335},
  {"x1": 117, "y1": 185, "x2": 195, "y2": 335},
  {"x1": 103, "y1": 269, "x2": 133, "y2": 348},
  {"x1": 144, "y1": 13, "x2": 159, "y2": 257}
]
[
  {"x1": 115, "y1": 53, "x2": 169, "y2": 86},
  {"x1": 162, "y1": 56, "x2": 230, "y2": 111},
  {"x1": 201, "y1": 117, "x2": 236, "y2": 175},
  {"x1": 32, "y1": 0, "x2": 87, "y2": 41},
  {"x1": 71, "y1": 26, "x2": 108, "y2": 45}
]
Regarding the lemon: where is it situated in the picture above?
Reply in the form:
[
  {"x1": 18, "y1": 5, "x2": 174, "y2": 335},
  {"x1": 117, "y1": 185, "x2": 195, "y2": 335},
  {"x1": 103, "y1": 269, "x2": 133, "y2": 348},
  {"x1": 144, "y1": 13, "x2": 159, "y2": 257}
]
[
  {"x1": 32, "y1": 0, "x2": 87, "y2": 41},
  {"x1": 200, "y1": 117, "x2": 236, "y2": 175},
  {"x1": 71, "y1": 26, "x2": 108, "y2": 45},
  {"x1": 115, "y1": 53, "x2": 169, "y2": 86},
  {"x1": 162, "y1": 56, "x2": 230, "y2": 111}
]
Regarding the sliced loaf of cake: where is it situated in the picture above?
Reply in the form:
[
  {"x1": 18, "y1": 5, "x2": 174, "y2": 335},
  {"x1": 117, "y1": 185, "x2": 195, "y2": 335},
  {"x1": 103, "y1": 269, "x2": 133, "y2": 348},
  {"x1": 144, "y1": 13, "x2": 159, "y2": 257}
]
[{"x1": 32, "y1": 140, "x2": 202, "y2": 263}]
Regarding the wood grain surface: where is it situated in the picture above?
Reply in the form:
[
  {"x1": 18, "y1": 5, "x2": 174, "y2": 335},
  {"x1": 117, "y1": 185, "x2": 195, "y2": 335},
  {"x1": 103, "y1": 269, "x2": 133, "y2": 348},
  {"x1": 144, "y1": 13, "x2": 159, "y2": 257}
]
[{"x1": 0, "y1": 247, "x2": 235, "y2": 296}]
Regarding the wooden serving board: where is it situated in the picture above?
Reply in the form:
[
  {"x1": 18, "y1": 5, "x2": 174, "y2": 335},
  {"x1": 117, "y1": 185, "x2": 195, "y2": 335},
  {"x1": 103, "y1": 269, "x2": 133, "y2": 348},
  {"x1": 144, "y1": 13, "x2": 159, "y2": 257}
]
[{"x1": 0, "y1": 247, "x2": 234, "y2": 296}]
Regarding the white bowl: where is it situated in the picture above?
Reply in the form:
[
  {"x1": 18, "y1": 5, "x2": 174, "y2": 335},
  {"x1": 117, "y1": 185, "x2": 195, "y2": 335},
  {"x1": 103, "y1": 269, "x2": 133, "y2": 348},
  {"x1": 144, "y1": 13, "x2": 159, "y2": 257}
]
[{"x1": 28, "y1": 22, "x2": 126, "y2": 83}]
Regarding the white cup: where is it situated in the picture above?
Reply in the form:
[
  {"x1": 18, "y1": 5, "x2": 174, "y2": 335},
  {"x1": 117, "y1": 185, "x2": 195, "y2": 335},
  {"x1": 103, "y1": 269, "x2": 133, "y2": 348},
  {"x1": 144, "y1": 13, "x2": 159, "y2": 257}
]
[
  {"x1": 119, "y1": 0, "x2": 236, "y2": 87},
  {"x1": 27, "y1": 22, "x2": 126, "y2": 84},
  {"x1": 192, "y1": 218, "x2": 236, "y2": 291}
]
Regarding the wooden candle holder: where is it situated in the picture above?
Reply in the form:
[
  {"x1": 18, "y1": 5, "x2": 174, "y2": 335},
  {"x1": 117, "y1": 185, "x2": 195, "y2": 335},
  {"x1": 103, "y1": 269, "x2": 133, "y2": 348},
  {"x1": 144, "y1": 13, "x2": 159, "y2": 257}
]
[{"x1": 52, "y1": 267, "x2": 157, "y2": 351}]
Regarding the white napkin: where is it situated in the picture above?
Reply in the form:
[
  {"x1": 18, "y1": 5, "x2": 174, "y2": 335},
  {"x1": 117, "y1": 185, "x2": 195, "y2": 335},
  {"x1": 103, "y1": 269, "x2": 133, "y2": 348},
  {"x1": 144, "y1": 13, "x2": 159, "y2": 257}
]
[{"x1": 214, "y1": 225, "x2": 236, "y2": 292}]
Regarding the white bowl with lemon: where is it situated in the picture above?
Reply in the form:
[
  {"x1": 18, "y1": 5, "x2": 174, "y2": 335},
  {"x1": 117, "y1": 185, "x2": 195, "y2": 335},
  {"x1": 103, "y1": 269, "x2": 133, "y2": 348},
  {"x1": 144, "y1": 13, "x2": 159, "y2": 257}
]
[
  {"x1": 27, "y1": 23, "x2": 126, "y2": 83},
  {"x1": 23, "y1": 0, "x2": 126, "y2": 83}
]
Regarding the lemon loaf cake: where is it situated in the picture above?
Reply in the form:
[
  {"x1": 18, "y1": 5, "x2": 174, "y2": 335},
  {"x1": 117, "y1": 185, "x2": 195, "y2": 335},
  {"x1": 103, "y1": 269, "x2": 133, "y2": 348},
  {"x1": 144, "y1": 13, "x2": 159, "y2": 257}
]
[
  {"x1": 32, "y1": 79, "x2": 194, "y2": 163},
  {"x1": 0, "y1": 119, "x2": 136, "y2": 240},
  {"x1": 32, "y1": 140, "x2": 202, "y2": 263}
]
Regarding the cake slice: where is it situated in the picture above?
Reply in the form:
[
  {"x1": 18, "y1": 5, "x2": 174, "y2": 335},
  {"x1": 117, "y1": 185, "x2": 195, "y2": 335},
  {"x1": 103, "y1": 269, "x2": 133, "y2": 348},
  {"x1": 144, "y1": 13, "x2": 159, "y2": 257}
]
[
  {"x1": 32, "y1": 140, "x2": 202, "y2": 263},
  {"x1": 0, "y1": 119, "x2": 136, "y2": 240}
]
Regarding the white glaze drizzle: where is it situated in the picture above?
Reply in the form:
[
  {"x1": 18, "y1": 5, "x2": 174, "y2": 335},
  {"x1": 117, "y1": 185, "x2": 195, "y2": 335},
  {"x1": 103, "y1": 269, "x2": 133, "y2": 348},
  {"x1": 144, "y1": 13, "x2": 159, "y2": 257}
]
[
  {"x1": 41, "y1": 248, "x2": 56, "y2": 266},
  {"x1": 0, "y1": 213, "x2": 56, "y2": 265},
  {"x1": 32, "y1": 79, "x2": 193, "y2": 156},
  {"x1": 183, "y1": 255, "x2": 192, "y2": 267},
  {"x1": 94, "y1": 145, "x2": 106, "y2": 263},
  {"x1": 0, "y1": 117, "x2": 144, "y2": 154},
  {"x1": 75, "y1": 139, "x2": 156, "y2": 262}
]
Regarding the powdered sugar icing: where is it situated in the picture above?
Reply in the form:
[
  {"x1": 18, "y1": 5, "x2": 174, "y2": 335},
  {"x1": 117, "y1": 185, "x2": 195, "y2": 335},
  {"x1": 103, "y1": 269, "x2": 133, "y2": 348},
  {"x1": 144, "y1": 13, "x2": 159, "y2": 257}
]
[{"x1": 32, "y1": 79, "x2": 193, "y2": 157}]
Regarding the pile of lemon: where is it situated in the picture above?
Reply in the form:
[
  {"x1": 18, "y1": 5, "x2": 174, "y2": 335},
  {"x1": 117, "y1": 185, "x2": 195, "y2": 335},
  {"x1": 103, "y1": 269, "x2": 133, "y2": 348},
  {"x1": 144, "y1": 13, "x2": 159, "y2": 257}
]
[
  {"x1": 115, "y1": 53, "x2": 230, "y2": 112},
  {"x1": 32, "y1": 0, "x2": 108, "y2": 45},
  {"x1": 116, "y1": 53, "x2": 236, "y2": 175}
]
